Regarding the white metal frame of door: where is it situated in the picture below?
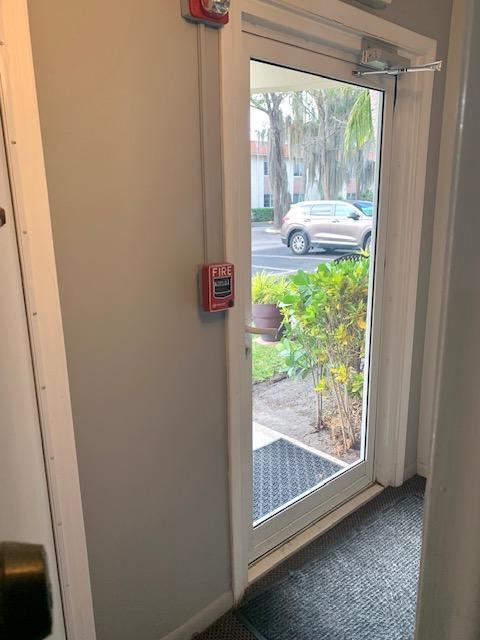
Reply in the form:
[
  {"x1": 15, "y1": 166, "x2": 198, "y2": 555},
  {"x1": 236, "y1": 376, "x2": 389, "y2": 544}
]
[
  {"x1": 221, "y1": 0, "x2": 437, "y2": 600},
  {"x1": 244, "y1": 34, "x2": 394, "y2": 561}
]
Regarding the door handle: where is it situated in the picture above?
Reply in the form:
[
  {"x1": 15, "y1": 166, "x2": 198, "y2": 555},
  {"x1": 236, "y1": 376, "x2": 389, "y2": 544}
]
[
  {"x1": 0, "y1": 208, "x2": 5, "y2": 227},
  {"x1": 0, "y1": 541, "x2": 52, "y2": 640},
  {"x1": 304, "y1": 217, "x2": 311, "y2": 222},
  {"x1": 332, "y1": 219, "x2": 340, "y2": 223},
  {"x1": 245, "y1": 325, "x2": 279, "y2": 338}
]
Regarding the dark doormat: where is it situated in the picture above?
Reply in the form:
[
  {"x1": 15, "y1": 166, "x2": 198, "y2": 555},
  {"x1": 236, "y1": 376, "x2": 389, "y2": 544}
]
[
  {"x1": 253, "y1": 438, "x2": 342, "y2": 522},
  {"x1": 240, "y1": 478, "x2": 425, "y2": 640}
]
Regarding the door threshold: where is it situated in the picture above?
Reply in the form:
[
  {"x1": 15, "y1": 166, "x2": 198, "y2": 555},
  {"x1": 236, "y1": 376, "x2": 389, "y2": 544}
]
[{"x1": 248, "y1": 483, "x2": 384, "y2": 585}]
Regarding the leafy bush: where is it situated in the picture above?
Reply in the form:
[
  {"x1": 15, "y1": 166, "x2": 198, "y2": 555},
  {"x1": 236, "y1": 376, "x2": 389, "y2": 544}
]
[
  {"x1": 279, "y1": 258, "x2": 369, "y2": 450},
  {"x1": 252, "y1": 272, "x2": 291, "y2": 305},
  {"x1": 360, "y1": 190, "x2": 373, "y2": 201},
  {"x1": 251, "y1": 207, "x2": 274, "y2": 223}
]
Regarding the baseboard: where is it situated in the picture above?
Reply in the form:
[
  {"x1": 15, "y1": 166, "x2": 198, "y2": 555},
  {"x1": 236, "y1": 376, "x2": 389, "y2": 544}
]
[
  {"x1": 161, "y1": 591, "x2": 233, "y2": 640},
  {"x1": 403, "y1": 462, "x2": 418, "y2": 482}
]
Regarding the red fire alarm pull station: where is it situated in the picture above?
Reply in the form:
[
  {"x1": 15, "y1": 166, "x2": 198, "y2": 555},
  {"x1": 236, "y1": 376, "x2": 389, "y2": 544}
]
[
  {"x1": 201, "y1": 263, "x2": 235, "y2": 312},
  {"x1": 181, "y1": 0, "x2": 230, "y2": 27}
]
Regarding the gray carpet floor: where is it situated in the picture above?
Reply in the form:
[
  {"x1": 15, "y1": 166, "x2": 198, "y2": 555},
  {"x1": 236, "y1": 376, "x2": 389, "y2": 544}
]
[
  {"x1": 196, "y1": 477, "x2": 425, "y2": 640},
  {"x1": 253, "y1": 438, "x2": 342, "y2": 522}
]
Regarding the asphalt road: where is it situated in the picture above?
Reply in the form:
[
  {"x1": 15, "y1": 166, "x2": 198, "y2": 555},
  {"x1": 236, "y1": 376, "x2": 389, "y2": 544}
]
[{"x1": 251, "y1": 225, "x2": 343, "y2": 275}]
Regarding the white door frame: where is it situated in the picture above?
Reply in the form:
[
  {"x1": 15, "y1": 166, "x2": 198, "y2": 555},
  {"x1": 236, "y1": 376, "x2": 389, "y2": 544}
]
[
  {"x1": 220, "y1": 0, "x2": 436, "y2": 601},
  {"x1": 245, "y1": 35, "x2": 395, "y2": 562},
  {"x1": 0, "y1": 3, "x2": 96, "y2": 638}
]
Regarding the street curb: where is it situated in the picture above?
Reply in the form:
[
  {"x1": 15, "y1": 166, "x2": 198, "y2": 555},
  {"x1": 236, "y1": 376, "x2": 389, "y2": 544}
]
[{"x1": 264, "y1": 228, "x2": 281, "y2": 235}]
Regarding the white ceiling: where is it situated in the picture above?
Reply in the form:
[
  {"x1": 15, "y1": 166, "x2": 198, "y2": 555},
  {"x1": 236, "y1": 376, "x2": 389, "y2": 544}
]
[{"x1": 250, "y1": 60, "x2": 347, "y2": 94}]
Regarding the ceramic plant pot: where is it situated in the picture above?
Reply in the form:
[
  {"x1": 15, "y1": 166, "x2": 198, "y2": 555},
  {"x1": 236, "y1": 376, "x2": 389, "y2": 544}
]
[{"x1": 252, "y1": 303, "x2": 283, "y2": 342}]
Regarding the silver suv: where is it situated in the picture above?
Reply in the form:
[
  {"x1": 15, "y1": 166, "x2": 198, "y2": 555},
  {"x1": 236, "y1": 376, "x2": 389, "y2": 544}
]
[{"x1": 281, "y1": 200, "x2": 373, "y2": 255}]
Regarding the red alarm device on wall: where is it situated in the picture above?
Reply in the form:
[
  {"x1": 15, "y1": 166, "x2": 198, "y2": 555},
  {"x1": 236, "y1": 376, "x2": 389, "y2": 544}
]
[
  {"x1": 201, "y1": 263, "x2": 235, "y2": 312},
  {"x1": 181, "y1": 0, "x2": 230, "y2": 27}
]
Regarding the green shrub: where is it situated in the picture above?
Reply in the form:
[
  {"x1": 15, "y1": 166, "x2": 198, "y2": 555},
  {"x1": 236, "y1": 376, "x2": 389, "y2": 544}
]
[
  {"x1": 279, "y1": 257, "x2": 369, "y2": 450},
  {"x1": 252, "y1": 272, "x2": 291, "y2": 305},
  {"x1": 251, "y1": 207, "x2": 274, "y2": 222},
  {"x1": 360, "y1": 190, "x2": 373, "y2": 201}
]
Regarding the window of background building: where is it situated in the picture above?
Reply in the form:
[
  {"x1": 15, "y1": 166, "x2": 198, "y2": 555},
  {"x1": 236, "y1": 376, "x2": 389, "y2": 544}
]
[
  {"x1": 293, "y1": 193, "x2": 305, "y2": 204},
  {"x1": 263, "y1": 159, "x2": 269, "y2": 176},
  {"x1": 264, "y1": 193, "x2": 272, "y2": 207},
  {"x1": 293, "y1": 160, "x2": 304, "y2": 177}
]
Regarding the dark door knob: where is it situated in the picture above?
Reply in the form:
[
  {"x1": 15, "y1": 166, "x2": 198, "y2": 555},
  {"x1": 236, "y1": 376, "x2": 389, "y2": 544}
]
[{"x1": 0, "y1": 541, "x2": 52, "y2": 640}]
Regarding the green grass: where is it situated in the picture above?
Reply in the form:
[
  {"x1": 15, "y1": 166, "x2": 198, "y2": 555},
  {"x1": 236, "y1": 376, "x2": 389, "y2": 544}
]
[{"x1": 252, "y1": 340, "x2": 286, "y2": 382}]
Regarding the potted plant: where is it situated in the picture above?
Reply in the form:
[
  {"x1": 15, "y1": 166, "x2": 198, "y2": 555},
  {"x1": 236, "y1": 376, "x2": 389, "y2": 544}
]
[{"x1": 251, "y1": 272, "x2": 290, "y2": 342}]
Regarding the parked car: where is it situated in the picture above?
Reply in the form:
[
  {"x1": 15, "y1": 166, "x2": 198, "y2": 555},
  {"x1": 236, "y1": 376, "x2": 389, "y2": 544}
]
[{"x1": 281, "y1": 200, "x2": 373, "y2": 255}]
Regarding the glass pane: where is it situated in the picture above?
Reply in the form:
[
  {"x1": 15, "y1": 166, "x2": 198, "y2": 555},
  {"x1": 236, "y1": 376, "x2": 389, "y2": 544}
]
[
  {"x1": 250, "y1": 60, "x2": 383, "y2": 526},
  {"x1": 311, "y1": 205, "x2": 333, "y2": 216},
  {"x1": 335, "y1": 204, "x2": 356, "y2": 217}
]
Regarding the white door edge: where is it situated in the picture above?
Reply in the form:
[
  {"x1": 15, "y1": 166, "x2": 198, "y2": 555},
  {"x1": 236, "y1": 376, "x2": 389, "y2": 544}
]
[{"x1": 0, "y1": 3, "x2": 96, "y2": 638}]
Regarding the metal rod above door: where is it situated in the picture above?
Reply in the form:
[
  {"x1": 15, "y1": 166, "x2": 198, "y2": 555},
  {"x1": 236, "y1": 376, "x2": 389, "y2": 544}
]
[{"x1": 354, "y1": 61, "x2": 443, "y2": 77}]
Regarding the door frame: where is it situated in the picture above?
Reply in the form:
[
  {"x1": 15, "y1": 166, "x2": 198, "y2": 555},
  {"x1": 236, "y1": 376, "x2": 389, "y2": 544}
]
[
  {"x1": 0, "y1": 3, "x2": 96, "y2": 638},
  {"x1": 245, "y1": 35, "x2": 395, "y2": 562},
  {"x1": 220, "y1": 0, "x2": 436, "y2": 601}
]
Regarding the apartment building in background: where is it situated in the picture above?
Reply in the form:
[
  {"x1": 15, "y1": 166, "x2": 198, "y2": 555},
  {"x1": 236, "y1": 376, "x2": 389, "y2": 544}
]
[{"x1": 251, "y1": 140, "x2": 374, "y2": 209}]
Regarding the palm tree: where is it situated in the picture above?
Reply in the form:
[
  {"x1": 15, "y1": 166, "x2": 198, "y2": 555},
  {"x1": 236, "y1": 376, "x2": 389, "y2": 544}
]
[
  {"x1": 343, "y1": 88, "x2": 379, "y2": 199},
  {"x1": 344, "y1": 88, "x2": 379, "y2": 154}
]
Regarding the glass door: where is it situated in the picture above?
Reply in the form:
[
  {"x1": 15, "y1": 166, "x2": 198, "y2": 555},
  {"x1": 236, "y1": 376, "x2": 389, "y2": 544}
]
[{"x1": 245, "y1": 34, "x2": 394, "y2": 561}]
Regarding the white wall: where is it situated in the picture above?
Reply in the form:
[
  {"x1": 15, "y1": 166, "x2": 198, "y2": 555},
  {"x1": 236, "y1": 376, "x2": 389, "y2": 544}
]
[
  {"x1": 416, "y1": 2, "x2": 480, "y2": 636},
  {"x1": 27, "y1": 2, "x2": 230, "y2": 639},
  {"x1": 251, "y1": 154, "x2": 265, "y2": 208},
  {"x1": 250, "y1": 155, "x2": 300, "y2": 209}
]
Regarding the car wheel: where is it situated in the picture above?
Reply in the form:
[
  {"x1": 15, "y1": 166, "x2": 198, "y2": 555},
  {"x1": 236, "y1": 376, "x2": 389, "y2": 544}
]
[
  {"x1": 363, "y1": 234, "x2": 372, "y2": 252},
  {"x1": 290, "y1": 231, "x2": 310, "y2": 255}
]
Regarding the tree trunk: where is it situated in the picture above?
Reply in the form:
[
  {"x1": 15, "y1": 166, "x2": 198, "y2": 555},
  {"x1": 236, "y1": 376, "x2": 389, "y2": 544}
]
[{"x1": 268, "y1": 98, "x2": 291, "y2": 228}]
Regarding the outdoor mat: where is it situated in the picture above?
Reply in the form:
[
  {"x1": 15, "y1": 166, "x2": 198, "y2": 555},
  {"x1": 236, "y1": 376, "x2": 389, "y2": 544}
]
[
  {"x1": 253, "y1": 438, "x2": 342, "y2": 522},
  {"x1": 240, "y1": 480, "x2": 424, "y2": 640}
]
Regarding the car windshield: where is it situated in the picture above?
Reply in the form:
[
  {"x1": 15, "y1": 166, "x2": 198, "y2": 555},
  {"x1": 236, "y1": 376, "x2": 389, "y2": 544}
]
[{"x1": 355, "y1": 202, "x2": 374, "y2": 217}]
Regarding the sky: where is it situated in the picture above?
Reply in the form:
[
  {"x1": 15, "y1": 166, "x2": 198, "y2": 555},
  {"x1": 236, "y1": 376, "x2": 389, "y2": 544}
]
[{"x1": 250, "y1": 106, "x2": 270, "y2": 140}]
